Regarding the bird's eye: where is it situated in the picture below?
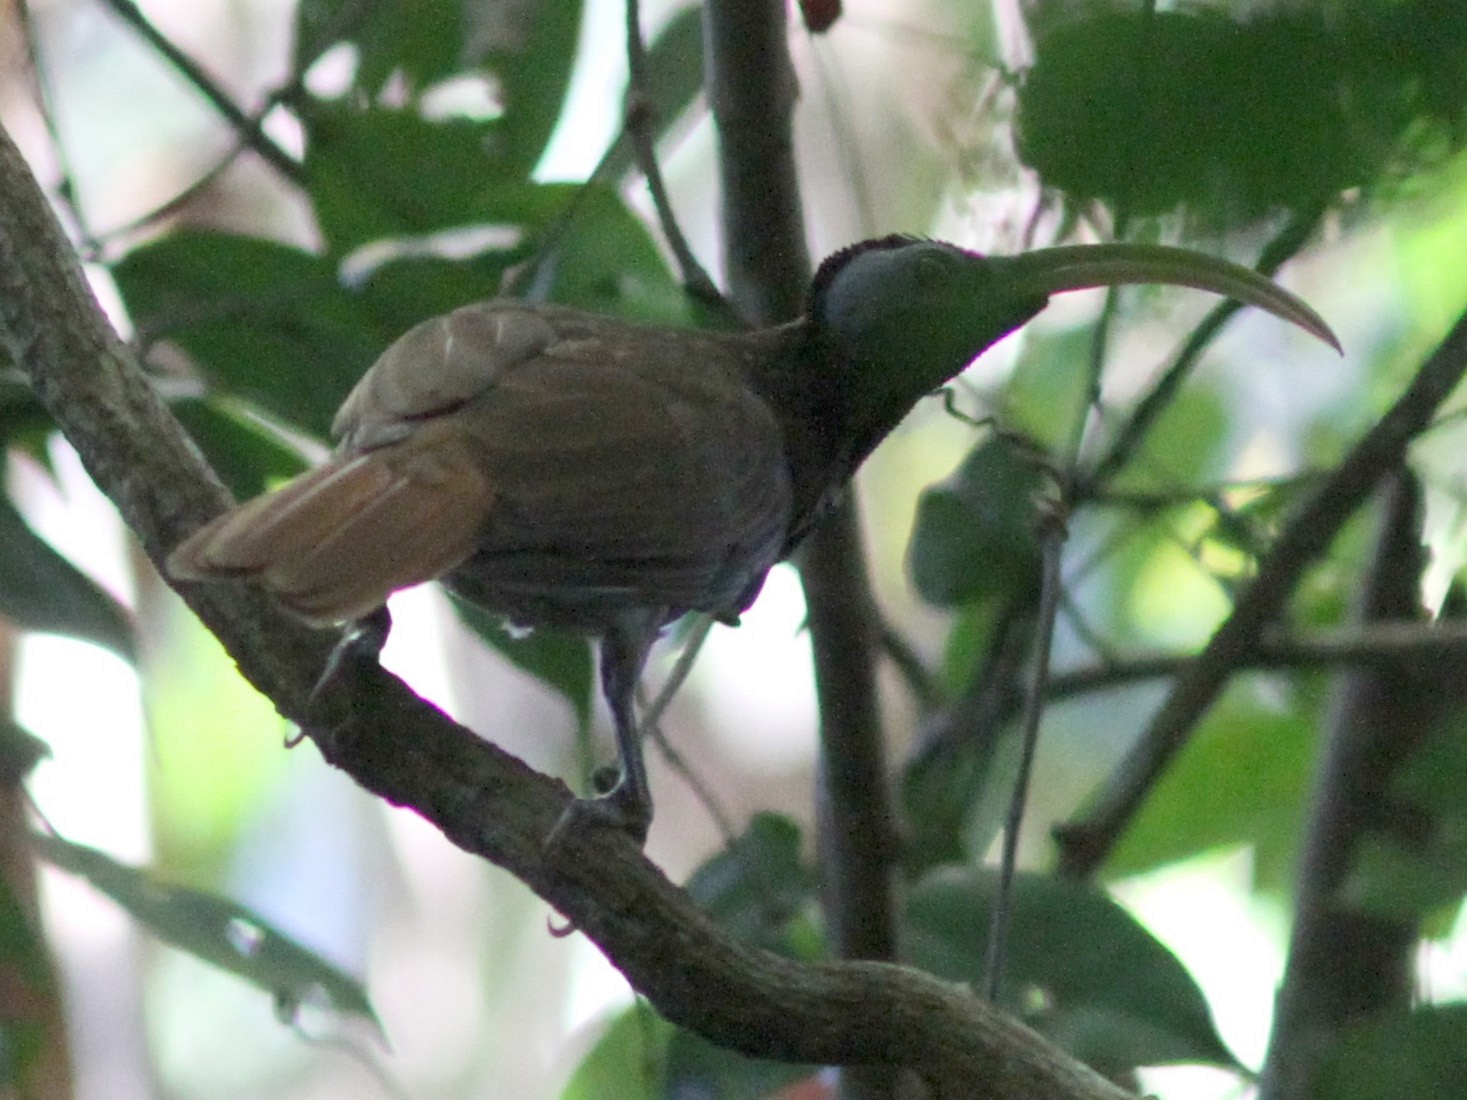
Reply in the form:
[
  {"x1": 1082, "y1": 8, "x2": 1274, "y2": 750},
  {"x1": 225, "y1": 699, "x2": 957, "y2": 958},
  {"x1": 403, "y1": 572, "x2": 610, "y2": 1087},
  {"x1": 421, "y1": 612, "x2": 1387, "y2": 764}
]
[{"x1": 915, "y1": 251, "x2": 950, "y2": 287}]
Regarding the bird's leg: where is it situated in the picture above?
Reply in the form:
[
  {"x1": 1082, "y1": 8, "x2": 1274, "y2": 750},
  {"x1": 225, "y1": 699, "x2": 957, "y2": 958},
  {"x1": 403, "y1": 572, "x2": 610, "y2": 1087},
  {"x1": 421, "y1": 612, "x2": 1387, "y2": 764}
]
[{"x1": 550, "y1": 608, "x2": 663, "y2": 846}]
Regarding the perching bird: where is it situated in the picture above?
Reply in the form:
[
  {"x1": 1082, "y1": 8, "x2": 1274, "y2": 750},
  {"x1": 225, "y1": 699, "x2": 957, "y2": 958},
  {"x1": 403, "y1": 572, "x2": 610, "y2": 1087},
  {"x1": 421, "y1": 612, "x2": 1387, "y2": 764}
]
[{"x1": 167, "y1": 235, "x2": 1338, "y2": 842}]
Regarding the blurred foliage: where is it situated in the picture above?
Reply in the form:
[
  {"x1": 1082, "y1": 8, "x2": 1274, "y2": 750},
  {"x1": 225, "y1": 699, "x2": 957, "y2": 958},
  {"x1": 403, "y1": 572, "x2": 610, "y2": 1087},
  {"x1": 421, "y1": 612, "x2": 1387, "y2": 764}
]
[
  {"x1": 1309, "y1": 1003, "x2": 1467, "y2": 1099},
  {"x1": 1018, "y1": 0, "x2": 1467, "y2": 226},
  {"x1": 0, "y1": 491, "x2": 135, "y2": 661},
  {"x1": 32, "y1": 832, "x2": 379, "y2": 1032},
  {"x1": 908, "y1": 434, "x2": 1045, "y2": 608},
  {"x1": 907, "y1": 866, "x2": 1237, "y2": 1074},
  {"x1": 0, "y1": 872, "x2": 53, "y2": 1088},
  {"x1": 1106, "y1": 681, "x2": 1318, "y2": 893},
  {"x1": 2, "y1": 0, "x2": 1467, "y2": 1096}
]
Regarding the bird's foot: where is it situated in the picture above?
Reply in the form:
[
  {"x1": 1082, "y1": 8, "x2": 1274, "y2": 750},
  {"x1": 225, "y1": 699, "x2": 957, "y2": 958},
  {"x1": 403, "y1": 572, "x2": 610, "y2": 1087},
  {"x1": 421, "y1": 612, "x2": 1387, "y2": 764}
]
[
  {"x1": 296, "y1": 607, "x2": 393, "y2": 750},
  {"x1": 546, "y1": 770, "x2": 652, "y2": 850}
]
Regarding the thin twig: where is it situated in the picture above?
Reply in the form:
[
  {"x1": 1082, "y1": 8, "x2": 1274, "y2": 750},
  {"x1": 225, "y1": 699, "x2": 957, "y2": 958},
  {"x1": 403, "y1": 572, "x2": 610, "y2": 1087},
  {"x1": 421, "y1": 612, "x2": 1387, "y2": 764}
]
[
  {"x1": 624, "y1": 0, "x2": 735, "y2": 321},
  {"x1": 983, "y1": 506, "x2": 1065, "y2": 1001},
  {"x1": 1056, "y1": 307, "x2": 1467, "y2": 878},
  {"x1": 18, "y1": 0, "x2": 96, "y2": 256},
  {"x1": 97, "y1": 0, "x2": 302, "y2": 183},
  {"x1": 878, "y1": 618, "x2": 939, "y2": 712},
  {"x1": 1044, "y1": 618, "x2": 1467, "y2": 702}
]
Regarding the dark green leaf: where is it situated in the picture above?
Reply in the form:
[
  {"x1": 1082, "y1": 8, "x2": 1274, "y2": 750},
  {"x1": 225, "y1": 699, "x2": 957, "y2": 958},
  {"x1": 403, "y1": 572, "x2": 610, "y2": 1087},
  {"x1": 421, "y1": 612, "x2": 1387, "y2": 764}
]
[
  {"x1": 475, "y1": 0, "x2": 585, "y2": 176},
  {"x1": 349, "y1": 250, "x2": 523, "y2": 338},
  {"x1": 170, "y1": 398, "x2": 309, "y2": 500},
  {"x1": 1311, "y1": 1004, "x2": 1467, "y2": 1100},
  {"x1": 0, "y1": 375, "x2": 54, "y2": 459},
  {"x1": 604, "y1": 7, "x2": 707, "y2": 178},
  {"x1": 1106, "y1": 683, "x2": 1316, "y2": 892},
  {"x1": 0, "y1": 721, "x2": 49, "y2": 787},
  {"x1": 908, "y1": 436, "x2": 1044, "y2": 608},
  {"x1": 906, "y1": 866, "x2": 1236, "y2": 1073},
  {"x1": 683, "y1": 813, "x2": 818, "y2": 953},
  {"x1": 452, "y1": 599, "x2": 594, "y2": 728},
  {"x1": 294, "y1": 0, "x2": 463, "y2": 93},
  {"x1": 560, "y1": 1007, "x2": 667, "y2": 1100},
  {"x1": 0, "y1": 494, "x2": 134, "y2": 660},
  {"x1": 32, "y1": 833, "x2": 380, "y2": 1033},
  {"x1": 0, "y1": 871, "x2": 52, "y2": 1087},
  {"x1": 562, "y1": 819, "x2": 818, "y2": 1100},
  {"x1": 114, "y1": 232, "x2": 381, "y2": 438},
  {"x1": 300, "y1": 102, "x2": 534, "y2": 255},
  {"x1": 902, "y1": 714, "x2": 1022, "y2": 875},
  {"x1": 1347, "y1": 709, "x2": 1467, "y2": 921}
]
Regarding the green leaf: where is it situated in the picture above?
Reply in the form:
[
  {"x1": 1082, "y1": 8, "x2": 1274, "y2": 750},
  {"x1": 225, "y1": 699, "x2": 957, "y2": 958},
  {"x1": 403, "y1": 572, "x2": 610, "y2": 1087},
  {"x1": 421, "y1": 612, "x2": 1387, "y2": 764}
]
[
  {"x1": 1106, "y1": 682, "x2": 1317, "y2": 892},
  {"x1": 522, "y1": 185, "x2": 688, "y2": 323},
  {"x1": 0, "y1": 720, "x2": 49, "y2": 787},
  {"x1": 0, "y1": 493, "x2": 135, "y2": 661},
  {"x1": 901, "y1": 713, "x2": 1022, "y2": 876},
  {"x1": 560, "y1": 1008, "x2": 667, "y2": 1100},
  {"x1": 683, "y1": 813, "x2": 818, "y2": 953},
  {"x1": 1311, "y1": 1004, "x2": 1467, "y2": 1100},
  {"x1": 349, "y1": 250, "x2": 523, "y2": 339},
  {"x1": 451, "y1": 599, "x2": 594, "y2": 728},
  {"x1": 170, "y1": 398, "x2": 309, "y2": 500},
  {"x1": 1110, "y1": 382, "x2": 1227, "y2": 495},
  {"x1": 1347, "y1": 709, "x2": 1467, "y2": 921},
  {"x1": 1001, "y1": 325, "x2": 1091, "y2": 451},
  {"x1": 300, "y1": 102, "x2": 536, "y2": 255},
  {"x1": 293, "y1": 0, "x2": 463, "y2": 93},
  {"x1": 476, "y1": 0, "x2": 585, "y2": 176},
  {"x1": 0, "y1": 868, "x2": 54, "y2": 1087},
  {"x1": 908, "y1": 436, "x2": 1044, "y2": 608},
  {"x1": 562, "y1": 820, "x2": 819, "y2": 1100},
  {"x1": 114, "y1": 232, "x2": 381, "y2": 438},
  {"x1": 32, "y1": 833, "x2": 380, "y2": 1034},
  {"x1": 906, "y1": 866, "x2": 1236, "y2": 1073}
]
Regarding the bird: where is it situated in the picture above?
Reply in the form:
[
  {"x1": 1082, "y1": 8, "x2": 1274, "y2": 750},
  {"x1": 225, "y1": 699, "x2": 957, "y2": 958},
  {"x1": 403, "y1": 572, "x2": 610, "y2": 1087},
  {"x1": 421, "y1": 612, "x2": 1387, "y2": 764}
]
[{"x1": 167, "y1": 234, "x2": 1339, "y2": 843}]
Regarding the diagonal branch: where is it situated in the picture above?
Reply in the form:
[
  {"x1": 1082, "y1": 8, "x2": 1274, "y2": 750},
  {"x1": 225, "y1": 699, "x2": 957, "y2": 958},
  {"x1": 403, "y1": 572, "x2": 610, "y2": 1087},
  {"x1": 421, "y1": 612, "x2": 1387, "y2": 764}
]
[
  {"x1": 97, "y1": 0, "x2": 302, "y2": 183},
  {"x1": 1056, "y1": 307, "x2": 1467, "y2": 878},
  {"x1": 0, "y1": 116, "x2": 1129, "y2": 1100}
]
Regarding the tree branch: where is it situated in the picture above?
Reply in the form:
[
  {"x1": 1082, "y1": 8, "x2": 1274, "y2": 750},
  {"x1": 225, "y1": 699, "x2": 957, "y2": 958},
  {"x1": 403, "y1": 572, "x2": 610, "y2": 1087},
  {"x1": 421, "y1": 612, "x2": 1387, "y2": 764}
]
[
  {"x1": 1257, "y1": 471, "x2": 1428, "y2": 1100},
  {"x1": 0, "y1": 115, "x2": 1130, "y2": 1100},
  {"x1": 701, "y1": 15, "x2": 902, "y2": 1100},
  {"x1": 98, "y1": 0, "x2": 302, "y2": 183},
  {"x1": 1056, "y1": 306, "x2": 1467, "y2": 878}
]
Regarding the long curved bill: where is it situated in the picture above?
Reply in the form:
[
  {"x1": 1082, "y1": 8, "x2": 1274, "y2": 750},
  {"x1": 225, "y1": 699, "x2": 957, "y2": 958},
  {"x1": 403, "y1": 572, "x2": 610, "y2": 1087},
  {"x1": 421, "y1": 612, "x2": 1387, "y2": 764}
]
[{"x1": 993, "y1": 243, "x2": 1341, "y2": 353}]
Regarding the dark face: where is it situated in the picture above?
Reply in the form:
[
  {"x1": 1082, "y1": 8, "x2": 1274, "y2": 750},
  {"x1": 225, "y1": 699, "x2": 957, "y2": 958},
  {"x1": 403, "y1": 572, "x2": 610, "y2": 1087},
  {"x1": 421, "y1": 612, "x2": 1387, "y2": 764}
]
[{"x1": 807, "y1": 237, "x2": 1049, "y2": 458}]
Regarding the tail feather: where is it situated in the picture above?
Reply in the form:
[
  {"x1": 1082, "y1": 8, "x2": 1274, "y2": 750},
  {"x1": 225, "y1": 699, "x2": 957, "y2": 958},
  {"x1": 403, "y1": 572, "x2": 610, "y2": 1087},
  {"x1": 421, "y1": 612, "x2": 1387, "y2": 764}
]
[{"x1": 167, "y1": 443, "x2": 495, "y2": 625}]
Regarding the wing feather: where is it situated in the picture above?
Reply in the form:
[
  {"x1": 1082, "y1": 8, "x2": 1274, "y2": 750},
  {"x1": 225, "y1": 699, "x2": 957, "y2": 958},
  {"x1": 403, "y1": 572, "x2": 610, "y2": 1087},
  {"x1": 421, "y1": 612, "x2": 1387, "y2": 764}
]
[{"x1": 168, "y1": 427, "x2": 495, "y2": 624}]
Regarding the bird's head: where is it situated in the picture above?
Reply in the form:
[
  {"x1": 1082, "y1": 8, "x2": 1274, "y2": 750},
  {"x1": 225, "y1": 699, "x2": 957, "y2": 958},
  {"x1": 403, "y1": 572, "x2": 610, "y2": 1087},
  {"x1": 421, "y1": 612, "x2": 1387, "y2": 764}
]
[{"x1": 807, "y1": 234, "x2": 1338, "y2": 463}]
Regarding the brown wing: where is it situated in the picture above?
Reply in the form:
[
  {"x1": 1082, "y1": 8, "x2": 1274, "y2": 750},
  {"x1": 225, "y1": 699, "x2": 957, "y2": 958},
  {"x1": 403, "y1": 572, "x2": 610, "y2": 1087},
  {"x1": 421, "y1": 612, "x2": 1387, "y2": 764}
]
[
  {"x1": 446, "y1": 342, "x2": 792, "y2": 622},
  {"x1": 167, "y1": 419, "x2": 495, "y2": 624},
  {"x1": 168, "y1": 300, "x2": 792, "y2": 627}
]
